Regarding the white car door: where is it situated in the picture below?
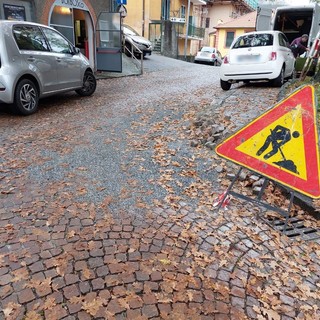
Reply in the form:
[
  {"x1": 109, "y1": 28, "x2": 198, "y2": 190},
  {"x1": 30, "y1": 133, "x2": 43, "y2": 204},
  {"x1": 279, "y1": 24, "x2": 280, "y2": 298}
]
[{"x1": 278, "y1": 33, "x2": 295, "y2": 77}]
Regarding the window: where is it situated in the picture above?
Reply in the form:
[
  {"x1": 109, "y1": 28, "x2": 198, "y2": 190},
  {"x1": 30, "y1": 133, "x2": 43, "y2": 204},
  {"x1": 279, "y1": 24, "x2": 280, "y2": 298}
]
[
  {"x1": 41, "y1": 27, "x2": 72, "y2": 54},
  {"x1": 181, "y1": 5, "x2": 186, "y2": 18},
  {"x1": 50, "y1": 6, "x2": 74, "y2": 43},
  {"x1": 13, "y1": 25, "x2": 49, "y2": 51},
  {"x1": 205, "y1": 17, "x2": 210, "y2": 28},
  {"x1": 226, "y1": 32, "x2": 235, "y2": 48},
  {"x1": 279, "y1": 33, "x2": 289, "y2": 47},
  {"x1": 233, "y1": 33, "x2": 273, "y2": 49}
]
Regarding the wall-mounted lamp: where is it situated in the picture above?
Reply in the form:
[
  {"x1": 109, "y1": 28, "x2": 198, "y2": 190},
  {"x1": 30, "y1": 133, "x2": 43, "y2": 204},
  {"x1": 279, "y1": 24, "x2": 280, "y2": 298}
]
[{"x1": 60, "y1": 7, "x2": 72, "y2": 15}]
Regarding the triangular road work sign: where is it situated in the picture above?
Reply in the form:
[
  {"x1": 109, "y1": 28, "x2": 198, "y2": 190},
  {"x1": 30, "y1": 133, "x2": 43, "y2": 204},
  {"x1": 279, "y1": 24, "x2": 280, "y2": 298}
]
[{"x1": 216, "y1": 85, "x2": 320, "y2": 199}]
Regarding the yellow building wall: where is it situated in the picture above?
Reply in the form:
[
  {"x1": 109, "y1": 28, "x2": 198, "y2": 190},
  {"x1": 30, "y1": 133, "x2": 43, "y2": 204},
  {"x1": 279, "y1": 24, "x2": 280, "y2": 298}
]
[
  {"x1": 177, "y1": 38, "x2": 191, "y2": 56},
  {"x1": 216, "y1": 27, "x2": 254, "y2": 57},
  {"x1": 123, "y1": 0, "x2": 161, "y2": 39},
  {"x1": 169, "y1": 0, "x2": 196, "y2": 19}
]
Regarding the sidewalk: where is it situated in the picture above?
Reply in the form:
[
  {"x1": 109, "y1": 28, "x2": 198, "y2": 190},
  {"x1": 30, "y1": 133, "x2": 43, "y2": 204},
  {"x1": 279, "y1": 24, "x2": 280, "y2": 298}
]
[{"x1": 95, "y1": 54, "x2": 141, "y2": 80}]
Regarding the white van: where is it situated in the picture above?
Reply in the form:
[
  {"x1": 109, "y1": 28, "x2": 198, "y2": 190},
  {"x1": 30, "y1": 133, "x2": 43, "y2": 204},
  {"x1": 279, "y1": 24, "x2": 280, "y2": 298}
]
[{"x1": 256, "y1": 4, "x2": 320, "y2": 46}]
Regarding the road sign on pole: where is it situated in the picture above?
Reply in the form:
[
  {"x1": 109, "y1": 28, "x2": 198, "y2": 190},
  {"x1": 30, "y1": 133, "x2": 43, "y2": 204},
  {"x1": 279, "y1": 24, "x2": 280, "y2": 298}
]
[
  {"x1": 117, "y1": 4, "x2": 127, "y2": 18},
  {"x1": 117, "y1": 0, "x2": 127, "y2": 4},
  {"x1": 216, "y1": 85, "x2": 320, "y2": 198}
]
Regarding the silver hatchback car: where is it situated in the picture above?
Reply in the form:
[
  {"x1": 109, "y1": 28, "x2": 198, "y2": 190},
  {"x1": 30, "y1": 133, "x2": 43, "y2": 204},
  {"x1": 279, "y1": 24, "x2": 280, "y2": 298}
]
[{"x1": 0, "y1": 20, "x2": 96, "y2": 115}]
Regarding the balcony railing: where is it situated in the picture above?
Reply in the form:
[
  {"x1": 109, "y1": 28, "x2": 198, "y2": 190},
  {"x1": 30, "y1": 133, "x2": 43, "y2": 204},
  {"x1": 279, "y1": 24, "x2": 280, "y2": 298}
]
[
  {"x1": 205, "y1": 0, "x2": 258, "y2": 10},
  {"x1": 188, "y1": 24, "x2": 205, "y2": 38},
  {"x1": 244, "y1": 0, "x2": 258, "y2": 9},
  {"x1": 176, "y1": 23, "x2": 205, "y2": 40}
]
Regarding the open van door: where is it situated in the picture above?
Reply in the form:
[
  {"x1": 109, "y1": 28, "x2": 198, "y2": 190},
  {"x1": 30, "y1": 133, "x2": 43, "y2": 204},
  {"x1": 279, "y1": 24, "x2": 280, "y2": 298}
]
[
  {"x1": 310, "y1": 3, "x2": 320, "y2": 43},
  {"x1": 256, "y1": 5, "x2": 273, "y2": 31},
  {"x1": 256, "y1": 4, "x2": 285, "y2": 31}
]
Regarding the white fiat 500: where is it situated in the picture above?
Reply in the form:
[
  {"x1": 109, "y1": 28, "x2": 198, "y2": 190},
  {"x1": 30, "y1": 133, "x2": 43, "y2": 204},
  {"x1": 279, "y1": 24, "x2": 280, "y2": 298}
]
[{"x1": 219, "y1": 31, "x2": 295, "y2": 90}]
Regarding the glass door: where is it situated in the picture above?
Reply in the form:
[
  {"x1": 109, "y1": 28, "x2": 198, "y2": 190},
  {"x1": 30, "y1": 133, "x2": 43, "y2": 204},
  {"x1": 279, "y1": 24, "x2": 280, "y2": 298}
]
[{"x1": 96, "y1": 12, "x2": 122, "y2": 72}]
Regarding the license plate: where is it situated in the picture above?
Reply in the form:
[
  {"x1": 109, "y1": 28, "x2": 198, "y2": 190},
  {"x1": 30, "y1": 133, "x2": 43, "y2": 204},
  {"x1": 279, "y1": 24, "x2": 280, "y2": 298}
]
[{"x1": 237, "y1": 55, "x2": 260, "y2": 62}]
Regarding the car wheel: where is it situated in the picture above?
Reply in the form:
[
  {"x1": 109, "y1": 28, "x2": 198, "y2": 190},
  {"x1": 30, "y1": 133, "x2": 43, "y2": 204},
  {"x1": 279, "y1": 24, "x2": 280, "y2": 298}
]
[
  {"x1": 272, "y1": 67, "x2": 284, "y2": 87},
  {"x1": 12, "y1": 79, "x2": 39, "y2": 115},
  {"x1": 220, "y1": 79, "x2": 231, "y2": 91},
  {"x1": 76, "y1": 71, "x2": 97, "y2": 97},
  {"x1": 287, "y1": 70, "x2": 294, "y2": 80}
]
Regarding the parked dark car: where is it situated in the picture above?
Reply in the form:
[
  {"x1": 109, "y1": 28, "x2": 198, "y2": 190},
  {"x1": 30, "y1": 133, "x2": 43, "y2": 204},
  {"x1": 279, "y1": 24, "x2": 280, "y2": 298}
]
[{"x1": 123, "y1": 24, "x2": 152, "y2": 58}]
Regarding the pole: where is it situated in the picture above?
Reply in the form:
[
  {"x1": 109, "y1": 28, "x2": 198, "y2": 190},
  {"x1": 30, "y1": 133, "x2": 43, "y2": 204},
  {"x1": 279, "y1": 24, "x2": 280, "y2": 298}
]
[
  {"x1": 142, "y1": 0, "x2": 145, "y2": 36},
  {"x1": 184, "y1": 0, "x2": 191, "y2": 61}
]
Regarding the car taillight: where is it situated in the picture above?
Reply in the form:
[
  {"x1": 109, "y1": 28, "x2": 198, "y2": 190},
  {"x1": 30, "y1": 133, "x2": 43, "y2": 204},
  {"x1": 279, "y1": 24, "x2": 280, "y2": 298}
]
[
  {"x1": 223, "y1": 56, "x2": 229, "y2": 64},
  {"x1": 211, "y1": 53, "x2": 216, "y2": 58},
  {"x1": 270, "y1": 52, "x2": 277, "y2": 60}
]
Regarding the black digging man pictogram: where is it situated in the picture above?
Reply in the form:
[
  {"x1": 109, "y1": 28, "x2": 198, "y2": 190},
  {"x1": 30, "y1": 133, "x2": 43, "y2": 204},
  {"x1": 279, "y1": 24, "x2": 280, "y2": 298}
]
[{"x1": 256, "y1": 125, "x2": 300, "y2": 174}]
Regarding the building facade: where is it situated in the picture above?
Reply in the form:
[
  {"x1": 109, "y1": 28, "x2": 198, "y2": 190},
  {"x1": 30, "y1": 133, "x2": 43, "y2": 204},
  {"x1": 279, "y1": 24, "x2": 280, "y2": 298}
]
[
  {"x1": 0, "y1": 0, "x2": 111, "y2": 68},
  {"x1": 118, "y1": 0, "x2": 162, "y2": 53},
  {"x1": 214, "y1": 11, "x2": 257, "y2": 57}
]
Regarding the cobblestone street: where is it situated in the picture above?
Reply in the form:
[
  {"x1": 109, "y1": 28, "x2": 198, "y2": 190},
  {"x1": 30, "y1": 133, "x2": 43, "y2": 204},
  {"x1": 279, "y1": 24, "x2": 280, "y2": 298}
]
[{"x1": 0, "y1": 55, "x2": 319, "y2": 319}]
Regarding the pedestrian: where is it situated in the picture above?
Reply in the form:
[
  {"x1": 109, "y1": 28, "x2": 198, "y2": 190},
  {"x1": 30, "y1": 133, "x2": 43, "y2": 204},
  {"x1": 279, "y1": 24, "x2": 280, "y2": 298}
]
[{"x1": 290, "y1": 34, "x2": 309, "y2": 58}]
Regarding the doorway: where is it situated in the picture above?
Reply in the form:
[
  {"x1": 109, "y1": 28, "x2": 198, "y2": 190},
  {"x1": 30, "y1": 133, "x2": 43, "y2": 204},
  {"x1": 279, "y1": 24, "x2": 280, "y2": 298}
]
[{"x1": 49, "y1": 5, "x2": 94, "y2": 68}]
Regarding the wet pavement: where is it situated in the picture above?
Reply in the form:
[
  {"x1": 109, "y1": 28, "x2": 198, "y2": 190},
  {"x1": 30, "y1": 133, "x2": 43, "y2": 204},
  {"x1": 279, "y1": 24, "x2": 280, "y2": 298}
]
[{"x1": 0, "y1": 54, "x2": 319, "y2": 320}]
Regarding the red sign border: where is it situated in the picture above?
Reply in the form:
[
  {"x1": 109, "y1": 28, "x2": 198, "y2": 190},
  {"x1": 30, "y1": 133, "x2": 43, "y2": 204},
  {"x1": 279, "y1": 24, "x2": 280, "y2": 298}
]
[{"x1": 216, "y1": 85, "x2": 320, "y2": 198}]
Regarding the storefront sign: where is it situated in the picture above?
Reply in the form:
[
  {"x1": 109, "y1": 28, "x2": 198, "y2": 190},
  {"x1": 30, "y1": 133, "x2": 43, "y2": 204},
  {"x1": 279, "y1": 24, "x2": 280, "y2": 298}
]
[
  {"x1": 56, "y1": 0, "x2": 89, "y2": 11},
  {"x1": 3, "y1": 4, "x2": 26, "y2": 21}
]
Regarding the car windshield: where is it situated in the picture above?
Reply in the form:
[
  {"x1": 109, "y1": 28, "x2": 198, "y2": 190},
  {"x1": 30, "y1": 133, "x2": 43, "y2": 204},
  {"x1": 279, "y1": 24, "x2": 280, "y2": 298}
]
[
  {"x1": 232, "y1": 34, "x2": 273, "y2": 49},
  {"x1": 123, "y1": 26, "x2": 139, "y2": 36},
  {"x1": 200, "y1": 47, "x2": 214, "y2": 53}
]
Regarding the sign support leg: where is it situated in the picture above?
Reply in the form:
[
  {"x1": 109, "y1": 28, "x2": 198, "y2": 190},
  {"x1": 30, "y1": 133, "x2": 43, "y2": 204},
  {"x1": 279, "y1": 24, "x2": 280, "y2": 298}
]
[
  {"x1": 216, "y1": 167, "x2": 242, "y2": 211},
  {"x1": 215, "y1": 167, "x2": 296, "y2": 233}
]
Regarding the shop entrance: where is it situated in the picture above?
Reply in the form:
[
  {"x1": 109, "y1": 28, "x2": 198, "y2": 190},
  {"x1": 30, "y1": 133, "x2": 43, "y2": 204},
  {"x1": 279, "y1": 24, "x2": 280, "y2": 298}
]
[{"x1": 49, "y1": 5, "x2": 94, "y2": 68}]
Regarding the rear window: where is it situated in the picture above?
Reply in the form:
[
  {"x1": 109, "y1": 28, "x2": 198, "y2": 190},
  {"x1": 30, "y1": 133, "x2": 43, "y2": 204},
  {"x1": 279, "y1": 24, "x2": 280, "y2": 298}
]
[
  {"x1": 232, "y1": 34, "x2": 273, "y2": 49},
  {"x1": 201, "y1": 47, "x2": 215, "y2": 53}
]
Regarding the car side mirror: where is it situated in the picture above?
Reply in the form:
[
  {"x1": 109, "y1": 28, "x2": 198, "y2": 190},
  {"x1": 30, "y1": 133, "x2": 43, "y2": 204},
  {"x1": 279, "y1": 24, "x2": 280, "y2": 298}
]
[{"x1": 73, "y1": 47, "x2": 80, "y2": 55}]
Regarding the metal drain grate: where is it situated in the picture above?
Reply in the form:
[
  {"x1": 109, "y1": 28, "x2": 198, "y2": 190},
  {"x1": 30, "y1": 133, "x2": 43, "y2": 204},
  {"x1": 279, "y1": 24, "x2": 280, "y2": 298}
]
[{"x1": 264, "y1": 216, "x2": 320, "y2": 241}]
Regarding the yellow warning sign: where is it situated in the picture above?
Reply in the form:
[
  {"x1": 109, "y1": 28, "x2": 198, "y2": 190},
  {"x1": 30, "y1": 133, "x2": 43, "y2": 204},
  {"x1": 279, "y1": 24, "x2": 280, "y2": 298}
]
[
  {"x1": 215, "y1": 85, "x2": 320, "y2": 198},
  {"x1": 236, "y1": 104, "x2": 306, "y2": 179}
]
